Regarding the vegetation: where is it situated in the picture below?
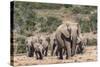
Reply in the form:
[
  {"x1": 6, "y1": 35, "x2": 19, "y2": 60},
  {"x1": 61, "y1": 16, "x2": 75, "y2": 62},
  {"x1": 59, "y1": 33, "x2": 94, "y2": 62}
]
[{"x1": 12, "y1": 1, "x2": 97, "y2": 54}]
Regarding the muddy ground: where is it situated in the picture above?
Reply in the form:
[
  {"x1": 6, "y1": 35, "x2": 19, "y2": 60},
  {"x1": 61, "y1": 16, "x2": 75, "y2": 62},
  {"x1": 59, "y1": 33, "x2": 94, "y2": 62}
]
[{"x1": 12, "y1": 46, "x2": 97, "y2": 66}]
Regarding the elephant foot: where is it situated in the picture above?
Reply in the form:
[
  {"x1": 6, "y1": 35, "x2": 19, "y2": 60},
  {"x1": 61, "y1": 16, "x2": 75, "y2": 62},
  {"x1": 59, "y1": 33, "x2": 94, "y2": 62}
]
[
  {"x1": 44, "y1": 54, "x2": 47, "y2": 56},
  {"x1": 66, "y1": 56, "x2": 68, "y2": 59},
  {"x1": 58, "y1": 57, "x2": 63, "y2": 60},
  {"x1": 66, "y1": 56, "x2": 71, "y2": 59},
  {"x1": 39, "y1": 57, "x2": 43, "y2": 60},
  {"x1": 28, "y1": 54, "x2": 33, "y2": 57},
  {"x1": 39, "y1": 56, "x2": 43, "y2": 60},
  {"x1": 36, "y1": 58, "x2": 39, "y2": 60},
  {"x1": 71, "y1": 54, "x2": 74, "y2": 57}
]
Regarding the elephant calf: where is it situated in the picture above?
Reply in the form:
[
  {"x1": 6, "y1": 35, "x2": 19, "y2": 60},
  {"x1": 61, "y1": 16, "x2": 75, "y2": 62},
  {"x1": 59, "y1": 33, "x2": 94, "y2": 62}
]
[
  {"x1": 25, "y1": 36, "x2": 44, "y2": 59},
  {"x1": 25, "y1": 36, "x2": 35, "y2": 57},
  {"x1": 34, "y1": 42, "x2": 43, "y2": 60},
  {"x1": 39, "y1": 35, "x2": 49, "y2": 56},
  {"x1": 76, "y1": 34, "x2": 87, "y2": 54}
]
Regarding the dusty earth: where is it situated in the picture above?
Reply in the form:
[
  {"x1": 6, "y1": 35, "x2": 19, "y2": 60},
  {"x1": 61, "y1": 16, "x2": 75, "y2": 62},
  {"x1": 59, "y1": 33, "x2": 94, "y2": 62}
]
[{"x1": 12, "y1": 46, "x2": 97, "y2": 66}]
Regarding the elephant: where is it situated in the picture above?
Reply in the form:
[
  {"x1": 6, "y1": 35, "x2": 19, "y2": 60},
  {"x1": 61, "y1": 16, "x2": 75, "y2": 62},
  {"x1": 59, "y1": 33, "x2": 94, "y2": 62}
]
[
  {"x1": 50, "y1": 35, "x2": 58, "y2": 56},
  {"x1": 33, "y1": 42, "x2": 43, "y2": 59},
  {"x1": 69, "y1": 23, "x2": 81, "y2": 56},
  {"x1": 76, "y1": 34, "x2": 87, "y2": 54},
  {"x1": 25, "y1": 36, "x2": 35, "y2": 57},
  {"x1": 54, "y1": 23, "x2": 72, "y2": 59},
  {"x1": 50, "y1": 33, "x2": 56, "y2": 56},
  {"x1": 25, "y1": 35, "x2": 40, "y2": 57},
  {"x1": 50, "y1": 32, "x2": 71, "y2": 56},
  {"x1": 25, "y1": 35, "x2": 44, "y2": 59},
  {"x1": 54, "y1": 22, "x2": 80, "y2": 59},
  {"x1": 39, "y1": 35, "x2": 49, "y2": 56}
]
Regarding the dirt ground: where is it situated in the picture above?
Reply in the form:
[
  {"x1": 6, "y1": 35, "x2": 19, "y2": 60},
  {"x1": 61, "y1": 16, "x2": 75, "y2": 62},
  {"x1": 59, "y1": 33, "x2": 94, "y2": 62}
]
[{"x1": 13, "y1": 46, "x2": 97, "y2": 66}]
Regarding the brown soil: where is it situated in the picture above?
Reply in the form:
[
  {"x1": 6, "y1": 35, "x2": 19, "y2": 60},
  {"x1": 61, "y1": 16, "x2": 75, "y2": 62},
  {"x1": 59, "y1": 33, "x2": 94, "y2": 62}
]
[{"x1": 13, "y1": 46, "x2": 97, "y2": 66}]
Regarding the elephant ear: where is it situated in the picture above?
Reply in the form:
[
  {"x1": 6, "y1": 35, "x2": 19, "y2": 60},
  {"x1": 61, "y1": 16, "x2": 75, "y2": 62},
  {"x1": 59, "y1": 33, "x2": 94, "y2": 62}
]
[
  {"x1": 77, "y1": 23, "x2": 81, "y2": 36},
  {"x1": 60, "y1": 24, "x2": 71, "y2": 38}
]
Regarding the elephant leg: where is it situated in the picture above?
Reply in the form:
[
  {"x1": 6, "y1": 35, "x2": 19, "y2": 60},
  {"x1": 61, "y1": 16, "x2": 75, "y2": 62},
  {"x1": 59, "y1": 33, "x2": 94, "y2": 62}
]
[
  {"x1": 51, "y1": 47, "x2": 54, "y2": 56},
  {"x1": 26, "y1": 46, "x2": 31, "y2": 57},
  {"x1": 54, "y1": 45, "x2": 58, "y2": 56},
  {"x1": 71, "y1": 37, "x2": 77, "y2": 56},
  {"x1": 55, "y1": 50, "x2": 58, "y2": 56},
  {"x1": 38, "y1": 51, "x2": 43, "y2": 60},
  {"x1": 65, "y1": 42, "x2": 71, "y2": 59},
  {"x1": 58, "y1": 48, "x2": 63, "y2": 59},
  {"x1": 45, "y1": 47, "x2": 48, "y2": 56},
  {"x1": 71, "y1": 44, "x2": 76, "y2": 56},
  {"x1": 26, "y1": 47, "x2": 30, "y2": 57},
  {"x1": 51, "y1": 43, "x2": 56, "y2": 56},
  {"x1": 28, "y1": 46, "x2": 33, "y2": 57},
  {"x1": 33, "y1": 50, "x2": 34, "y2": 57},
  {"x1": 32, "y1": 48, "x2": 34, "y2": 57},
  {"x1": 65, "y1": 49, "x2": 68, "y2": 59},
  {"x1": 75, "y1": 45, "x2": 79, "y2": 54},
  {"x1": 63, "y1": 49, "x2": 66, "y2": 55},
  {"x1": 42, "y1": 49, "x2": 45, "y2": 56},
  {"x1": 35, "y1": 51, "x2": 39, "y2": 59}
]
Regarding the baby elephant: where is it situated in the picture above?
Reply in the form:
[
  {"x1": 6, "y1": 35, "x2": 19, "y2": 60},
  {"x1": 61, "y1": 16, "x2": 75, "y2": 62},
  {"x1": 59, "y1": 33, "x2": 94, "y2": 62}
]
[
  {"x1": 34, "y1": 42, "x2": 43, "y2": 60},
  {"x1": 76, "y1": 34, "x2": 87, "y2": 54},
  {"x1": 39, "y1": 35, "x2": 49, "y2": 56},
  {"x1": 25, "y1": 36, "x2": 35, "y2": 57}
]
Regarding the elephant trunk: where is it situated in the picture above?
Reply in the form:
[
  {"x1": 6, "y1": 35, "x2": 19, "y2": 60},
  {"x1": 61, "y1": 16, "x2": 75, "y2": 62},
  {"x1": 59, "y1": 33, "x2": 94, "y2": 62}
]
[{"x1": 71, "y1": 33, "x2": 77, "y2": 56}]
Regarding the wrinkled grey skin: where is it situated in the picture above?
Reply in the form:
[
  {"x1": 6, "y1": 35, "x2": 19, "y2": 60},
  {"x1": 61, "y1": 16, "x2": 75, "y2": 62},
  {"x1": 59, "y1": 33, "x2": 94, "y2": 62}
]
[
  {"x1": 39, "y1": 35, "x2": 49, "y2": 56},
  {"x1": 55, "y1": 23, "x2": 72, "y2": 59},
  {"x1": 25, "y1": 36, "x2": 44, "y2": 59},
  {"x1": 50, "y1": 37, "x2": 58, "y2": 56},
  {"x1": 34, "y1": 42, "x2": 43, "y2": 59},
  {"x1": 50, "y1": 33, "x2": 57, "y2": 56},
  {"x1": 25, "y1": 34, "x2": 49, "y2": 59},
  {"x1": 69, "y1": 23, "x2": 80, "y2": 56},
  {"x1": 50, "y1": 33, "x2": 69, "y2": 56},
  {"x1": 54, "y1": 23, "x2": 80, "y2": 59}
]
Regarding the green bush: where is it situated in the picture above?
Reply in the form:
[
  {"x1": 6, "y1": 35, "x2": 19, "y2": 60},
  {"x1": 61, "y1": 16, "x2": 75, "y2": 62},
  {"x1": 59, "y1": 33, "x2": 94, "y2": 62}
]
[
  {"x1": 40, "y1": 16, "x2": 61, "y2": 32},
  {"x1": 17, "y1": 44, "x2": 26, "y2": 53},
  {"x1": 15, "y1": 36, "x2": 26, "y2": 53}
]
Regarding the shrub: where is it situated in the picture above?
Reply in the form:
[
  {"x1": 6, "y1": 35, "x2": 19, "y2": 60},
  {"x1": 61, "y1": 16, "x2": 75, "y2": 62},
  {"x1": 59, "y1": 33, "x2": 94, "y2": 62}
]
[
  {"x1": 17, "y1": 44, "x2": 26, "y2": 53},
  {"x1": 15, "y1": 36, "x2": 26, "y2": 53}
]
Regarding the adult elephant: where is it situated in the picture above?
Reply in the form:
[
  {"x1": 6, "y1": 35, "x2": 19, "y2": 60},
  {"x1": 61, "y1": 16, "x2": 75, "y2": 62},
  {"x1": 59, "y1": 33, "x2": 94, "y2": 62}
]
[
  {"x1": 69, "y1": 23, "x2": 80, "y2": 56},
  {"x1": 55, "y1": 22, "x2": 80, "y2": 59}
]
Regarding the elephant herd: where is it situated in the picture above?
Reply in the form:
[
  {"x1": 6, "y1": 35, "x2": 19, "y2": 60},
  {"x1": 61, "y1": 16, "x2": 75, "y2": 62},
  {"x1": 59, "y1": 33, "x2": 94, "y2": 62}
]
[{"x1": 25, "y1": 22, "x2": 88, "y2": 60}]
